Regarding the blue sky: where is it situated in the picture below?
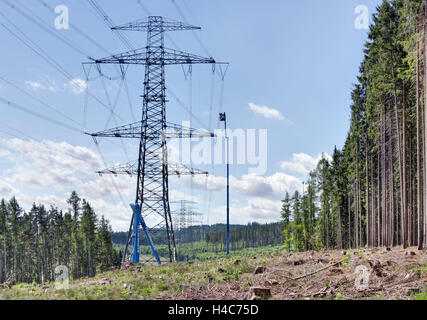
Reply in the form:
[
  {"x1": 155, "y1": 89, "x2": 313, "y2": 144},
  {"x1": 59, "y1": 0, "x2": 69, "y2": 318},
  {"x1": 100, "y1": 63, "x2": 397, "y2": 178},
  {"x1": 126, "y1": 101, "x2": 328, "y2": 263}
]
[{"x1": 0, "y1": 0, "x2": 382, "y2": 231}]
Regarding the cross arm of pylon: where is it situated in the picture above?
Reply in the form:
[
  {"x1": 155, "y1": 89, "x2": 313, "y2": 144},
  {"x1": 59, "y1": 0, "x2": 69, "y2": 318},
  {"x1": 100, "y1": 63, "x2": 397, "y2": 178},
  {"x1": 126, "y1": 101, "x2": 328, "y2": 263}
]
[
  {"x1": 165, "y1": 122, "x2": 214, "y2": 138},
  {"x1": 96, "y1": 161, "x2": 208, "y2": 177},
  {"x1": 85, "y1": 121, "x2": 214, "y2": 139},
  {"x1": 111, "y1": 17, "x2": 201, "y2": 32},
  {"x1": 167, "y1": 163, "x2": 208, "y2": 177},
  {"x1": 84, "y1": 47, "x2": 216, "y2": 66}
]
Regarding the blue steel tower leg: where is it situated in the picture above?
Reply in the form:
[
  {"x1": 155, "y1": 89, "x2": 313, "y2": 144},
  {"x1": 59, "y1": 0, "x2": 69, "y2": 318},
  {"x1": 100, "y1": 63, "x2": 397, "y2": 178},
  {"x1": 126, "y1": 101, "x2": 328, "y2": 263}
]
[
  {"x1": 132, "y1": 205, "x2": 140, "y2": 263},
  {"x1": 130, "y1": 204, "x2": 161, "y2": 265}
]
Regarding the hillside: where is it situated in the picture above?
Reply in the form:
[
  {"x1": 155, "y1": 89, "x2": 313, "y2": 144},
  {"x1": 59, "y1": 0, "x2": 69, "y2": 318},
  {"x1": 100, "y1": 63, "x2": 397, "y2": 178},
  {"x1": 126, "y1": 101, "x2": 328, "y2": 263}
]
[{"x1": 1, "y1": 246, "x2": 426, "y2": 300}]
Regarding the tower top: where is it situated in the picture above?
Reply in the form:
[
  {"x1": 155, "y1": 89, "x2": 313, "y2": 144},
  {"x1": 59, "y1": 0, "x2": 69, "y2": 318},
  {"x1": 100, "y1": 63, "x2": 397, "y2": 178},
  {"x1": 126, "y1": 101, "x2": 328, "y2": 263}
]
[{"x1": 111, "y1": 16, "x2": 201, "y2": 32}]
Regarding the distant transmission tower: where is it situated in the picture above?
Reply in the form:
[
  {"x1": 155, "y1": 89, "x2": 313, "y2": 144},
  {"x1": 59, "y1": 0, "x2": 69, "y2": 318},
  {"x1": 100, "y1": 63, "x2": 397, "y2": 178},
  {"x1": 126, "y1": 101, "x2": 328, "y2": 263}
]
[
  {"x1": 171, "y1": 200, "x2": 203, "y2": 243},
  {"x1": 85, "y1": 16, "x2": 225, "y2": 264}
]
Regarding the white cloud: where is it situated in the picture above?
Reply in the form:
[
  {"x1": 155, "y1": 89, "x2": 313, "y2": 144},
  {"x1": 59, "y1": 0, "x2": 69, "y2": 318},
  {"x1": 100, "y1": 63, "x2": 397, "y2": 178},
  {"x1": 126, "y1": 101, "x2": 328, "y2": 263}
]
[
  {"x1": 210, "y1": 197, "x2": 282, "y2": 224},
  {"x1": 249, "y1": 102, "x2": 289, "y2": 122},
  {"x1": 0, "y1": 138, "x2": 181, "y2": 230},
  {"x1": 26, "y1": 79, "x2": 59, "y2": 92},
  {"x1": 280, "y1": 153, "x2": 332, "y2": 177},
  {"x1": 180, "y1": 171, "x2": 302, "y2": 201},
  {"x1": 2, "y1": 139, "x2": 99, "y2": 189},
  {"x1": 0, "y1": 180, "x2": 17, "y2": 198},
  {"x1": 0, "y1": 138, "x2": 132, "y2": 226},
  {"x1": 0, "y1": 149, "x2": 11, "y2": 157},
  {"x1": 25, "y1": 75, "x2": 87, "y2": 95},
  {"x1": 66, "y1": 78, "x2": 88, "y2": 95},
  {"x1": 0, "y1": 138, "x2": 326, "y2": 230},
  {"x1": 79, "y1": 175, "x2": 134, "y2": 199}
]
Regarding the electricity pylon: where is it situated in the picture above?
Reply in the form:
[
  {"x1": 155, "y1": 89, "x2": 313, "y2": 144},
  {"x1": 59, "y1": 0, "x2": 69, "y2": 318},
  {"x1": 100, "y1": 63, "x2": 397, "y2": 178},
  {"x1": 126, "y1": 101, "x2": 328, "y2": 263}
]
[
  {"x1": 171, "y1": 200, "x2": 202, "y2": 243},
  {"x1": 85, "y1": 16, "x2": 223, "y2": 264}
]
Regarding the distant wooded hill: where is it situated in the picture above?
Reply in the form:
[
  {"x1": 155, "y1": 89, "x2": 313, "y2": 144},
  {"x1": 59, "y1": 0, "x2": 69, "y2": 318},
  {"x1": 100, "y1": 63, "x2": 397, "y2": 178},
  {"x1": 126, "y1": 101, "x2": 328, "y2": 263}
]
[{"x1": 113, "y1": 222, "x2": 283, "y2": 251}]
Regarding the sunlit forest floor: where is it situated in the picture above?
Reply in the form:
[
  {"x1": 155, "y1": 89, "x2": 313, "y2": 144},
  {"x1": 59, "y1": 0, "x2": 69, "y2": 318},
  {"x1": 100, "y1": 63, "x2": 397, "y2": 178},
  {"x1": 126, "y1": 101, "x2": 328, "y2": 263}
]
[{"x1": 1, "y1": 246, "x2": 426, "y2": 300}]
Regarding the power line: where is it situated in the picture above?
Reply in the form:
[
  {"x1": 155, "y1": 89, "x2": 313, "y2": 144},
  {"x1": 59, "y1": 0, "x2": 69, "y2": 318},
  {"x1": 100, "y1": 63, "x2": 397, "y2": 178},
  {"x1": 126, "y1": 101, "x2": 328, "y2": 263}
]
[
  {"x1": 0, "y1": 18, "x2": 73, "y2": 80},
  {"x1": 0, "y1": 96, "x2": 83, "y2": 133},
  {"x1": 93, "y1": 139, "x2": 131, "y2": 211},
  {"x1": 136, "y1": 0, "x2": 151, "y2": 16},
  {"x1": 0, "y1": 126, "x2": 28, "y2": 140},
  {"x1": 87, "y1": 1, "x2": 220, "y2": 135},
  {"x1": 135, "y1": 0, "x2": 182, "y2": 51},
  {"x1": 0, "y1": 121, "x2": 130, "y2": 218},
  {"x1": 166, "y1": 87, "x2": 210, "y2": 131},
  {"x1": 171, "y1": 0, "x2": 229, "y2": 131},
  {"x1": 0, "y1": 121, "x2": 33, "y2": 139},
  {"x1": 86, "y1": 0, "x2": 135, "y2": 51},
  {"x1": 0, "y1": 75, "x2": 83, "y2": 128},
  {"x1": 171, "y1": 0, "x2": 212, "y2": 58},
  {"x1": 2, "y1": 0, "x2": 92, "y2": 59},
  {"x1": 36, "y1": 0, "x2": 114, "y2": 57},
  {"x1": 0, "y1": 0, "x2": 126, "y2": 123},
  {"x1": 35, "y1": 0, "x2": 137, "y2": 129},
  {"x1": 0, "y1": 121, "x2": 87, "y2": 164}
]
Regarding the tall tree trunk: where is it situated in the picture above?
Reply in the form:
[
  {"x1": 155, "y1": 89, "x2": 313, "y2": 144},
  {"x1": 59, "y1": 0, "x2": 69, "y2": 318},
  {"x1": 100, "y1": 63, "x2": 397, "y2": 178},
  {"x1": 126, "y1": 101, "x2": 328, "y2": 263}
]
[
  {"x1": 390, "y1": 129, "x2": 395, "y2": 247},
  {"x1": 356, "y1": 141, "x2": 360, "y2": 249},
  {"x1": 371, "y1": 155, "x2": 376, "y2": 247},
  {"x1": 417, "y1": 37, "x2": 424, "y2": 250},
  {"x1": 366, "y1": 136, "x2": 370, "y2": 247},
  {"x1": 382, "y1": 101, "x2": 387, "y2": 247},
  {"x1": 348, "y1": 192, "x2": 351, "y2": 249},
  {"x1": 402, "y1": 83, "x2": 408, "y2": 248},
  {"x1": 378, "y1": 148, "x2": 381, "y2": 247},
  {"x1": 422, "y1": 0, "x2": 427, "y2": 246},
  {"x1": 337, "y1": 204, "x2": 342, "y2": 250}
]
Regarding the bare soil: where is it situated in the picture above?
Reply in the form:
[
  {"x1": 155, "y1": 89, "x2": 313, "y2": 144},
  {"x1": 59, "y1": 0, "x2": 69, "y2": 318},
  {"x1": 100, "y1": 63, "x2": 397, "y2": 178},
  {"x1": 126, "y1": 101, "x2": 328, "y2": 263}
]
[{"x1": 160, "y1": 246, "x2": 427, "y2": 300}]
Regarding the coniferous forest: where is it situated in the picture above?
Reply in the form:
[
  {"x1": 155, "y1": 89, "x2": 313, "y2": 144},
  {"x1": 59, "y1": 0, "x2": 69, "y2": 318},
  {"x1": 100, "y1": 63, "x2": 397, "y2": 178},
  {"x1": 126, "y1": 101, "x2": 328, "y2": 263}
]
[
  {"x1": 281, "y1": 0, "x2": 427, "y2": 252},
  {"x1": 0, "y1": 191, "x2": 120, "y2": 285}
]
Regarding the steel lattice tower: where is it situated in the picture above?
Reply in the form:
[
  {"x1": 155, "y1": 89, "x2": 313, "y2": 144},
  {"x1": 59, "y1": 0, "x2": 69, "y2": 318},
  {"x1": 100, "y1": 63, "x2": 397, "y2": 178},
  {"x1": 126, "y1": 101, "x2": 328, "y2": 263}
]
[
  {"x1": 171, "y1": 200, "x2": 202, "y2": 242},
  {"x1": 85, "y1": 16, "x2": 222, "y2": 264}
]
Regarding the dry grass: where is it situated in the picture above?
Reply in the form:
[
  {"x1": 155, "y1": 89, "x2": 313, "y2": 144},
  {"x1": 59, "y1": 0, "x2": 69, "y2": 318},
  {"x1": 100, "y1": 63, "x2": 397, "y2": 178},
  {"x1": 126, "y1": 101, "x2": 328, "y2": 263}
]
[{"x1": 0, "y1": 246, "x2": 426, "y2": 300}]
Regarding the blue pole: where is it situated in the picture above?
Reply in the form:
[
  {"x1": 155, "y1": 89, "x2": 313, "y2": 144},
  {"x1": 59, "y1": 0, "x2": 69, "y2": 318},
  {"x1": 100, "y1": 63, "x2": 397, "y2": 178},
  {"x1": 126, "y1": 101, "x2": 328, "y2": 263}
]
[
  {"x1": 225, "y1": 116, "x2": 230, "y2": 256},
  {"x1": 219, "y1": 112, "x2": 230, "y2": 256}
]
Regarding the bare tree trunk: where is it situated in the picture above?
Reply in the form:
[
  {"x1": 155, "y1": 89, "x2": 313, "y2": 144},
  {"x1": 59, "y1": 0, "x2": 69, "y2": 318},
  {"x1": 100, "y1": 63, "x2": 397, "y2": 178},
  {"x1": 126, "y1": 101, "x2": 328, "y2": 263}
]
[
  {"x1": 386, "y1": 111, "x2": 390, "y2": 247},
  {"x1": 356, "y1": 141, "x2": 360, "y2": 249},
  {"x1": 382, "y1": 101, "x2": 387, "y2": 247},
  {"x1": 423, "y1": 2, "x2": 427, "y2": 248},
  {"x1": 390, "y1": 128, "x2": 395, "y2": 247},
  {"x1": 388, "y1": 111, "x2": 394, "y2": 248},
  {"x1": 371, "y1": 155, "x2": 376, "y2": 247},
  {"x1": 366, "y1": 136, "x2": 370, "y2": 247},
  {"x1": 402, "y1": 83, "x2": 408, "y2": 248},
  {"x1": 338, "y1": 205, "x2": 342, "y2": 250},
  {"x1": 378, "y1": 146, "x2": 381, "y2": 247},
  {"x1": 409, "y1": 125, "x2": 416, "y2": 247},
  {"x1": 348, "y1": 192, "x2": 351, "y2": 249},
  {"x1": 415, "y1": 37, "x2": 424, "y2": 250}
]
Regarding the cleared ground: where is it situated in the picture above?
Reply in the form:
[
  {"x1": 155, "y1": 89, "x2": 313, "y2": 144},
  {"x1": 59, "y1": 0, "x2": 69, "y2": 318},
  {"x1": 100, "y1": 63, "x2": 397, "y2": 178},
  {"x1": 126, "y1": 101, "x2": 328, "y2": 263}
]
[{"x1": 1, "y1": 246, "x2": 426, "y2": 300}]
